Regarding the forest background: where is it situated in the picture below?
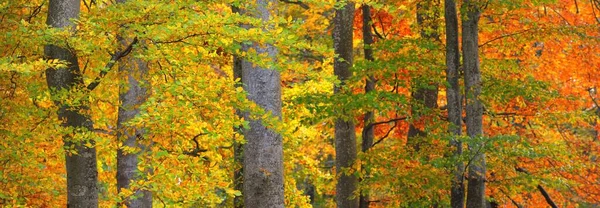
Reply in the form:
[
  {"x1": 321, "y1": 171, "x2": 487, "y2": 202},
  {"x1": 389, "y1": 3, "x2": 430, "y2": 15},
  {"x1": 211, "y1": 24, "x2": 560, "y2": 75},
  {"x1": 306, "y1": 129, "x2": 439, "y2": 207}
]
[{"x1": 1, "y1": 0, "x2": 600, "y2": 207}]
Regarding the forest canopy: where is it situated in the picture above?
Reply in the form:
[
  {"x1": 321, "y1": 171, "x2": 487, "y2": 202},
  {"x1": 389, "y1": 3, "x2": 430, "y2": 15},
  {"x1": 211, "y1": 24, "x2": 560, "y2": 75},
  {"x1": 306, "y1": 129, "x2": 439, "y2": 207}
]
[{"x1": 1, "y1": 0, "x2": 599, "y2": 207}]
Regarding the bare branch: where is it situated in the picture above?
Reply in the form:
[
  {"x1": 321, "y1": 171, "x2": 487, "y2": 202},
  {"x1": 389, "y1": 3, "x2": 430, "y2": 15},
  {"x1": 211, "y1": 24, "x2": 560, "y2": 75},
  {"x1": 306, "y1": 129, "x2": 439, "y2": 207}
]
[
  {"x1": 515, "y1": 167, "x2": 559, "y2": 208},
  {"x1": 183, "y1": 133, "x2": 209, "y2": 157},
  {"x1": 280, "y1": 0, "x2": 309, "y2": 9},
  {"x1": 371, "y1": 124, "x2": 396, "y2": 148},
  {"x1": 365, "y1": 117, "x2": 407, "y2": 130},
  {"x1": 93, "y1": 128, "x2": 114, "y2": 135},
  {"x1": 152, "y1": 33, "x2": 206, "y2": 44},
  {"x1": 537, "y1": 185, "x2": 559, "y2": 208},
  {"x1": 499, "y1": 188, "x2": 523, "y2": 208},
  {"x1": 372, "y1": 24, "x2": 385, "y2": 40},
  {"x1": 87, "y1": 37, "x2": 139, "y2": 91},
  {"x1": 479, "y1": 28, "x2": 534, "y2": 48}
]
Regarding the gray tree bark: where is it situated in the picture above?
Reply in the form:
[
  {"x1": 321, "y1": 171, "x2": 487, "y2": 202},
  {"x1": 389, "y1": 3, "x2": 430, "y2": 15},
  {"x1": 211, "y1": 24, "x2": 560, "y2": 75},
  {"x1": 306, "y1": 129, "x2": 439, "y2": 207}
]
[
  {"x1": 115, "y1": 35, "x2": 152, "y2": 207},
  {"x1": 407, "y1": 0, "x2": 439, "y2": 150},
  {"x1": 444, "y1": 0, "x2": 465, "y2": 207},
  {"x1": 462, "y1": 1, "x2": 486, "y2": 207},
  {"x1": 359, "y1": 4, "x2": 375, "y2": 208},
  {"x1": 333, "y1": 1, "x2": 359, "y2": 208},
  {"x1": 45, "y1": 0, "x2": 98, "y2": 207},
  {"x1": 241, "y1": 0, "x2": 284, "y2": 207}
]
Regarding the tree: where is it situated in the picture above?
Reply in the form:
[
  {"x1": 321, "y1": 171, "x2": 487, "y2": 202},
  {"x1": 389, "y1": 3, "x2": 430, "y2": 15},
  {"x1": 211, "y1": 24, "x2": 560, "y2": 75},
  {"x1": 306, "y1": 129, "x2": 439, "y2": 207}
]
[
  {"x1": 359, "y1": 4, "x2": 375, "y2": 208},
  {"x1": 4, "y1": 0, "x2": 600, "y2": 207},
  {"x1": 462, "y1": 0, "x2": 485, "y2": 207},
  {"x1": 444, "y1": 0, "x2": 465, "y2": 207},
  {"x1": 115, "y1": 3, "x2": 152, "y2": 204},
  {"x1": 233, "y1": 52, "x2": 244, "y2": 208},
  {"x1": 241, "y1": 0, "x2": 285, "y2": 207},
  {"x1": 333, "y1": 1, "x2": 358, "y2": 207},
  {"x1": 45, "y1": 0, "x2": 98, "y2": 207},
  {"x1": 231, "y1": 5, "x2": 244, "y2": 205},
  {"x1": 407, "y1": 0, "x2": 440, "y2": 150}
]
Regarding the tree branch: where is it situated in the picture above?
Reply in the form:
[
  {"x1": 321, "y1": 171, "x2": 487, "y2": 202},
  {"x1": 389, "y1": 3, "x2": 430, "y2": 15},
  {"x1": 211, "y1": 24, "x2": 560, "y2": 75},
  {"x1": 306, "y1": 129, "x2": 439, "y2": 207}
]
[
  {"x1": 279, "y1": 0, "x2": 309, "y2": 9},
  {"x1": 463, "y1": 141, "x2": 486, "y2": 178},
  {"x1": 479, "y1": 28, "x2": 533, "y2": 48},
  {"x1": 515, "y1": 167, "x2": 559, "y2": 208},
  {"x1": 152, "y1": 33, "x2": 206, "y2": 44},
  {"x1": 371, "y1": 124, "x2": 396, "y2": 148},
  {"x1": 86, "y1": 37, "x2": 139, "y2": 91},
  {"x1": 537, "y1": 185, "x2": 559, "y2": 208},
  {"x1": 365, "y1": 117, "x2": 407, "y2": 130},
  {"x1": 182, "y1": 133, "x2": 209, "y2": 157},
  {"x1": 499, "y1": 188, "x2": 523, "y2": 208},
  {"x1": 372, "y1": 24, "x2": 385, "y2": 40}
]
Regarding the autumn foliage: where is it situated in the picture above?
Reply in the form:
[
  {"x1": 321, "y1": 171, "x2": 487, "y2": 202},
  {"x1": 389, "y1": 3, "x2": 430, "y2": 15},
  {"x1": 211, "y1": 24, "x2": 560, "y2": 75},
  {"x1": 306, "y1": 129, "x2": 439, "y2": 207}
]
[{"x1": 1, "y1": 0, "x2": 600, "y2": 207}]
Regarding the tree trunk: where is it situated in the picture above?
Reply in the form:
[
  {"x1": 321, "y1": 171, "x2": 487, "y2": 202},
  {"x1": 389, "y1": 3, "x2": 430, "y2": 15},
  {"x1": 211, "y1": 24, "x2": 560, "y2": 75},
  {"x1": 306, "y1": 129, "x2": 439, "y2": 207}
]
[
  {"x1": 462, "y1": 1, "x2": 486, "y2": 207},
  {"x1": 115, "y1": 35, "x2": 152, "y2": 207},
  {"x1": 241, "y1": 0, "x2": 284, "y2": 207},
  {"x1": 333, "y1": 1, "x2": 358, "y2": 208},
  {"x1": 359, "y1": 4, "x2": 375, "y2": 208},
  {"x1": 407, "y1": 0, "x2": 439, "y2": 150},
  {"x1": 232, "y1": 32, "x2": 244, "y2": 208},
  {"x1": 444, "y1": 0, "x2": 465, "y2": 207},
  {"x1": 45, "y1": 0, "x2": 98, "y2": 207}
]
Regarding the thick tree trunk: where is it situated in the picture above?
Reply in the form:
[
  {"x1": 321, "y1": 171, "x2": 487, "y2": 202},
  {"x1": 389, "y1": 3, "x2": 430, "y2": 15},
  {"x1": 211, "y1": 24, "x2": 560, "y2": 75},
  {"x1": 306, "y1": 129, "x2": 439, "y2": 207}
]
[
  {"x1": 462, "y1": 1, "x2": 486, "y2": 207},
  {"x1": 116, "y1": 36, "x2": 151, "y2": 207},
  {"x1": 444, "y1": 0, "x2": 465, "y2": 207},
  {"x1": 241, "y1": 0, "x2": 284, "y2": 207},
  {"x1": 407, "y1": 0, "x2": 439, "y2": 150},
  {"x1": 333, "y1": 1, "x2": 358, "y2": 208},
  {"x1": 359, "y1": 5, "x2": 375, "y2": 208},
  {"x1": 45, "y1": 0, "x2": 98, "y2": 207}
]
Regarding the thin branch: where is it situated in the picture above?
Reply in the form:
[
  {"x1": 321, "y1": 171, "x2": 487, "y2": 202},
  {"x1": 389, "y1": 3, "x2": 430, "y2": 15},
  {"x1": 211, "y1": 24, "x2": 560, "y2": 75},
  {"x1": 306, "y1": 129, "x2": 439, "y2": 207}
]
[
  {"x1": 26, "y1": 2, "x2": 44, "y2": 23},
  {"x1": 82, "y1": 0, "x2": 91, "y2": 12},
  {"x1": 549, "y1": 7, "x2": 572, "y2": 25},
  {"x1": 371, "y1": 124, "x2": 396, "y2": 148},
  {"x1": 515, "y1": 167, "x2": 559, "y2": 208},
  {"x1": 81, "y1": 58, "x2": 90, "y2": 74},
  {"x1": 93, "y1": 128, "x2": 114, "y2": 135},
  {"x1": 29, "y1": 112, "x2": 50, "y2": 133},
  {"x1": 372, "y1": 24, "x2": 385, "y2": 40},
  {"x1": 280, "y1": 0, "x2": 309, "y2": 9},
  {"x1": 365, "y1": 117, "x2": 407, "y2": 129},
  {"x1": 499, "y1": 188, "x2": 523, "y2": 208},
  {"x1": 377, "y1": 14, "x2": 387, "y2": 38},
  {"x1": 537, "y1": 185, "x2": 559, "y2": 208},
  {"x1": 479, "y1": 28, "x2": 533, "y2": 48},
  {"x1": 152, "y1": 33, "x2": 206, "y2": 44},
  {"x1": 156, "y1": 194, "x2": 167, "y2": 208},
  {"x1": 86, "y1": 37, "x2": 139, "y2": 91},
  {"x1": 463, "y1": 141, "x2": 486, "y2": 177},
  {"x1": 486, "y1": 111, "x2": 536, "y2": 117},
  {"x1": 182, "y1": 133, "x2": 209, "y2": 157},
  {"x1": 592, "y1": 0, "x2": 600, "y2": 24}
]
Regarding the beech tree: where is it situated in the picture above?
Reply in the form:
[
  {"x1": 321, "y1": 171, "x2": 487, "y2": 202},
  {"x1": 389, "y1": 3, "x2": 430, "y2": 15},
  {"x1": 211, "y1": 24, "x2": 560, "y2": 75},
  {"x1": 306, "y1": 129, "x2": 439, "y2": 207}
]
[
  {"x1": 45, "y1": 0, "x2": 98, "y2": 207},
  {"x1": 241, "y1": 0, "x2": 285, "y2": 207},
  {"x1": 359, "y1": 4, "x2": 375, "y2": 208},
  {"x1": 407, "y1": 0, "x2": 440, "y2": 150},
  {"x1": 115, "y1": 0, "x2": 152, "y2": 204},
  {"x1": 462, "y1": 0, "x2": 486, "y2": 207},
  {"x1": 333, "y1": 1, "x2": 358, "y2": 207},
  {"x1": 3, "y1": 0, "x2": 600, "y2": 207},
  {"x1": 444, "y1": 0, "x2": 465, "y2": 207}
]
